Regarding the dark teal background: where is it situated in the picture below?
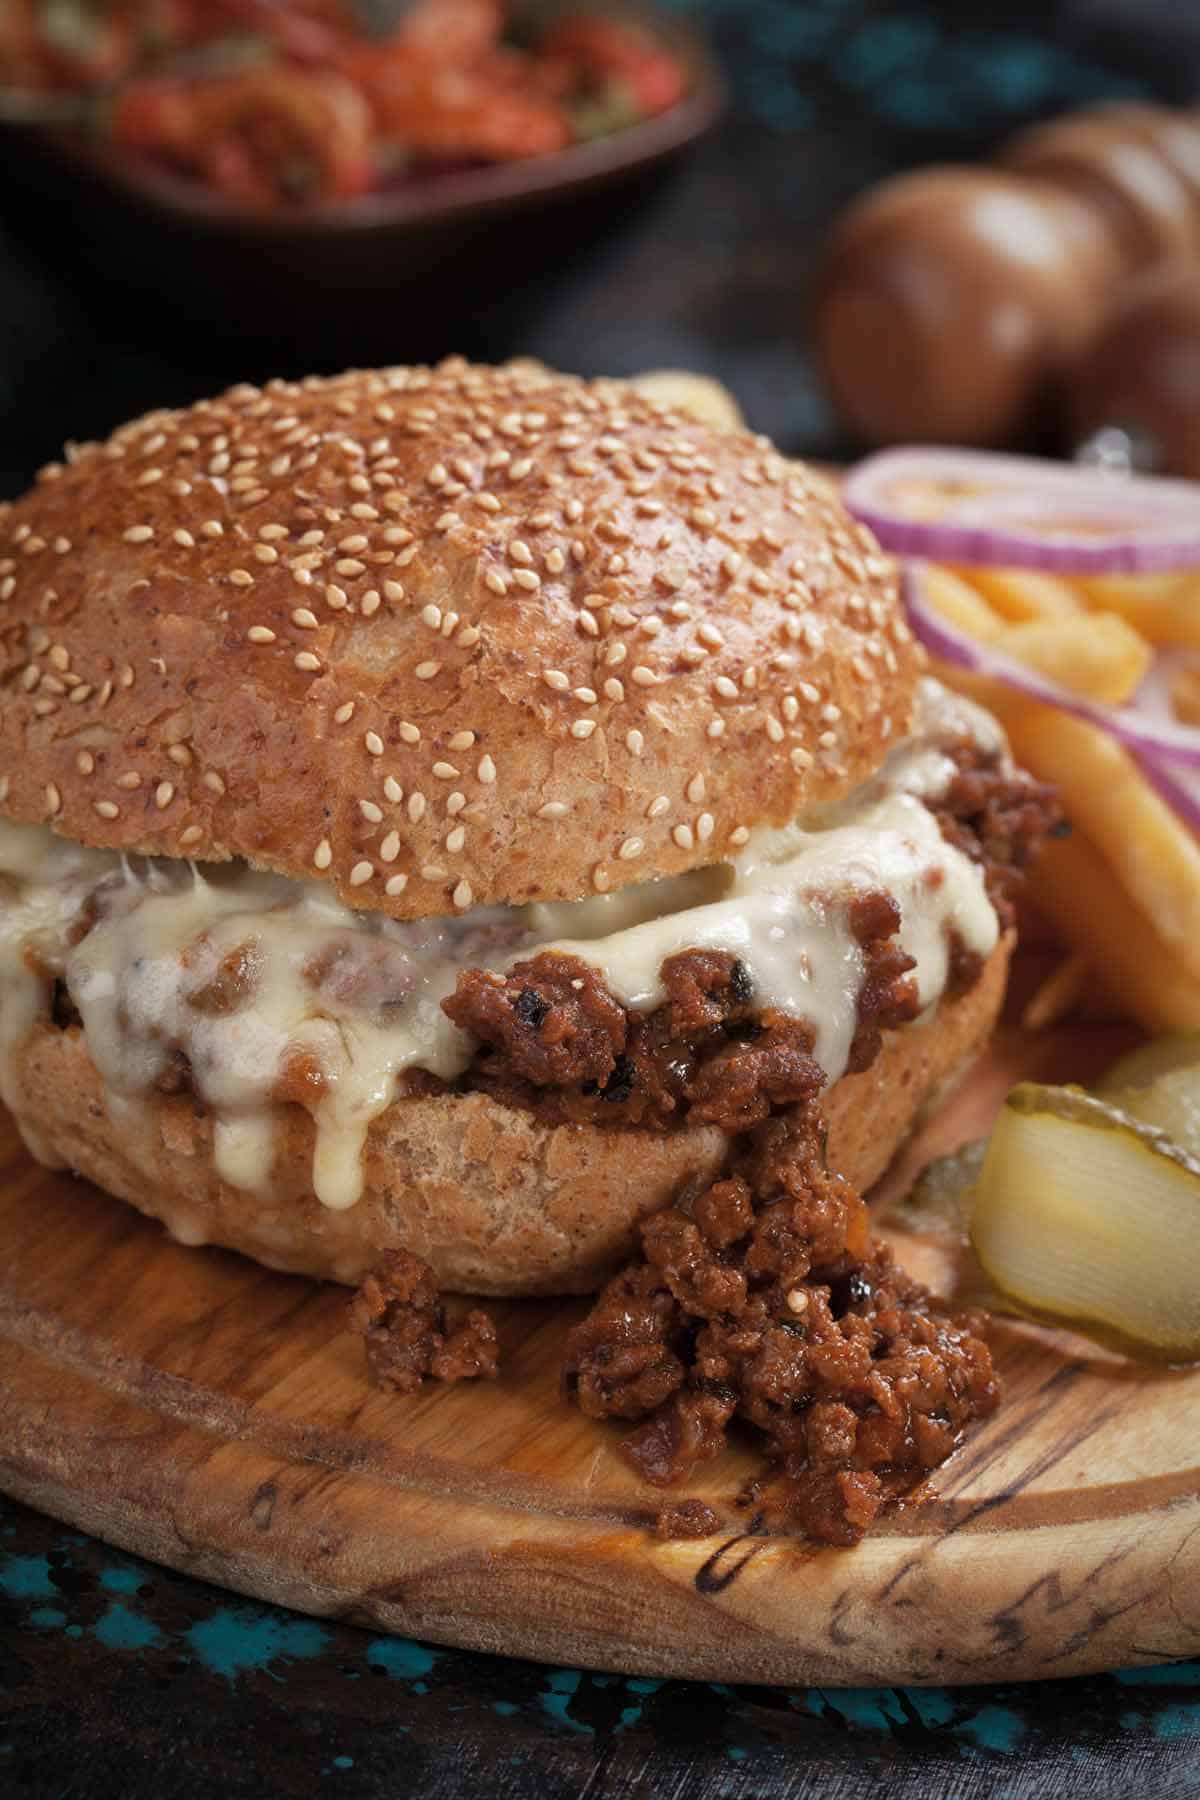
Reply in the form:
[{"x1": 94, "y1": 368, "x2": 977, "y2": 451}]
[{"x1": 3, "y1": 1493, "x2": 1199, "y2": 1797}]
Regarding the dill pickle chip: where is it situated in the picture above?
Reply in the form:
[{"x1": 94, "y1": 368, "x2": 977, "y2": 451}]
[
  {"x1": 968, "y1": 1082, "x2": 1200, "y2": 1363},
  {"x1": 1097, "y1": 1035, "x2": 1200, "y2": 1162}
]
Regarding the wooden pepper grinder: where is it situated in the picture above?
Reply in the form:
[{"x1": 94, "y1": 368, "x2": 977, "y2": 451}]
[
  {"x1": 1066, "y1": 261, "x2": 1200, "y2": 480},
  {"x1": 813, "y1": 102, "x2": 1200, "y2": 455}
]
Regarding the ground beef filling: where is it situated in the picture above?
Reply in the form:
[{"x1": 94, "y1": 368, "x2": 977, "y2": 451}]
[
  {"x1": 446, "y1": 740, "x2": 1059, "y2": 1127},
  {"x1": 563, "y1": 1106, "x2": 1000, "y2": 1546},
  {"x1": 445, "y1": 892, "x2": 920, "y2": 1136},
  {"x1": 348, "y1": 1249, "x2": 500, "y2": 1395}
]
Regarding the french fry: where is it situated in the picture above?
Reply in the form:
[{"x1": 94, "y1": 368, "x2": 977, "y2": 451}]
[
  {"x1": 1028, "y1": 834, "x2": 1200, "y2": 1037},
  {"x1": 998, "y1": 612, "x2": 1151, "y2": 704},
  {"x1": 1021, "y1": 951, "x2": 1091, "y2": 1032},
  {"x1": 999, "y1": 703, "x2": 1200, "y2": 985},
  {"x1": 1073, "y1": 571, "x2": 1200, "y2": 648},
  {"x1": 950, "y1": 565, "x2": 1083, "y2": 623},
  {"x1": 630, "y1": 370, "x2": 744, "y2": 432},
  {"x1": 920, "y1": 565, "x2": 1005, "y2": 643}
]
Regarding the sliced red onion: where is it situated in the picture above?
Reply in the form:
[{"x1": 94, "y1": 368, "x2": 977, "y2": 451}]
[
  {"x1": 1138, "y1": 752, "x2": 1200, "y2": 835},
  {"x1": 846, "y1": 448, "x2": 1200, "y2": 574},
  {"x1": 903, "y1": 562, "x2": 1200, "y2": 767}
]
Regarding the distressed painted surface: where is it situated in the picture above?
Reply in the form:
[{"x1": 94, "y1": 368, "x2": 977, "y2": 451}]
[{"x1": 3, "y1": 1496, "x2": 1198, "y2": 1798}]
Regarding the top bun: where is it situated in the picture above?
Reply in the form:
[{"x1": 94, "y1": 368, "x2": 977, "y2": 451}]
[{"x1": 0, "y1": 360, "x2": 918, "y2": 917}]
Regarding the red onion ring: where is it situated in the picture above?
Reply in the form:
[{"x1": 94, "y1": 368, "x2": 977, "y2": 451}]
[
  {"x1": 846, "y1": 448, "x2": 1200, "y2": 575},
  {"x1": 902, "y1": 562, "x2": 1200, "y2": 768}
]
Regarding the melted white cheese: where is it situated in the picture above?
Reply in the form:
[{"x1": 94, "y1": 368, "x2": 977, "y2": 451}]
[{"x1": 0, "y1": 679, "x2": 1002, "y2": 1219}]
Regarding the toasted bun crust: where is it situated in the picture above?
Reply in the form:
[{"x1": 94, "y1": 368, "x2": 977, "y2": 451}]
[
  {"x1": 6, "y1": 937, "x2": 1010, "y2": 1295},
  {"x1": 0, "y1": 361, "x2": 918, "y2": 918}
]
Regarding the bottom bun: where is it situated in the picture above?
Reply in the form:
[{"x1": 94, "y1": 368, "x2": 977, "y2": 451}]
[{"x1": 7, "y1": 936, "x2": 1011, "y2": 1295}]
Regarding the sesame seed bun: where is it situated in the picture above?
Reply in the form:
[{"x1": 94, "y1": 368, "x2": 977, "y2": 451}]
[
  {"x1": 6, "y1": 935, "x2": 1010, "y2": 1294},
  {"x1": 0, "y1": 359, "x2": 918, "y2": 917}
]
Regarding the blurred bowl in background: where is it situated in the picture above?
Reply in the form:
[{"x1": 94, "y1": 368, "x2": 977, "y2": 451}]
[{"x1": 0, "y1": 11, "x2": 721, "y2": 370}]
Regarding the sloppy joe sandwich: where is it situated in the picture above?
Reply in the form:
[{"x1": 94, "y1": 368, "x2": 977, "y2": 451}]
[{"x1": 0, "y1": 359, "x2": 1053, "y2": 1304}]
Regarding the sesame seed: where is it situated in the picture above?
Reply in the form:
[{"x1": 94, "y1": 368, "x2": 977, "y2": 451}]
[
  {"x1": 253, "y1": 545, "x2": 279, "y2": 565},
  {"x1": 714, "y1": 676, "x2": 739, "y2": 699},
  {"x1": 791, "y1": 746, "x2": 814, "y2": 771},
  {"x1": 578, "y1": 609, "x2": 599, "y2": 637},
  {"x1": 155, "y1": 782, "x2": 175, "y2": 809},
  {"x1": 485, "y1": 570, "x2": 509, "y2": 596},
  {"x1": 168, "y1": 745, "x2": 192, "y2": 767},
  {"x1": 383, "y1": 776, "x2": 404, "y2": 803},
  {"x1": 408, "y1": 793, "x2": 427, "y2": 823},
  {"x1": 686, "y1": 773, "x2": 706, "y2": 804},
  {"x1": 44, "y1": 783, "x2": 61, "y2": 816},
  {"x1": 537, "y1": 801, "x2": 569, "y2": 820},
  {"x1": 229, "y1": 569, "x2": 255, "y2": 588},
  {"x1": 543, "y1": 670, "x2": 569, "y2": 691},
  {"x1": 447, "y1": 730, "x2": 475, "y2": 751},
  {"x1": 201, "y1": 521, "x2": 223, "y2": 538},
  {"x1": 432, "y1": 761, "x2": 459, "y2": 780},
  {"x1": 592, "y1": 864, "x2": 611, "y2": 893},
  {"x1": 630, "y1": 666, "x2": 660, "y2": 687},
  {"x1": 385, "y1": 873, "x2": 408, "y2": 897},
  {"x1": 384, "y1": 581, "x2": 406, "y2": 601},
  {"x1": 446, "y1": 826, "x2": 466, "y2": 853},
  {"x1": 117, "y1": 771, "x2": 141, "y2": 790},
  {"x1": 570, "y1": 719, "x2": 597, "y2": 740},
  {"x1": 76, "y1": 751, "x2": 95, "y2": 775},
  {"x1": 398, "y1": 721, "x2": 420, "y2": 744},
  {"x1": 93, "y1": 800, "x2": 120, "y2": 819},
  {"x1": 696, "y1": 812, "x2": 714, "y2": 842},
  {"x1": 349, "y1": 861, "x2": 374, "y2": 887},
  {"x1": 625, "y1": 729, "x2": 644, "y2": 755},
  {"x1": 380, "y1": 830, "x2": 401, "y2": 862},
  {"x1": 729, "y1": 826, "x2": 751, "y2": 847},
  {"x1": 672, "y1": 823, "x2": 694, "y2": 850},
  {"x1": 697, "y1": 623, "x2": 723, "y2": 649},
  {"x1": 452, "y1": 879, "x2": 473, "y2": 910},
  {"x1": 618, "y1": 836, "x2": 644, "y2": 861},
  {"x1": 174, "y1": 529, "x2": 196, "y2": 548},
  {"x1": 422, "y1": 604, "x2": 442, "y2": 629},
  {"x1": 122, "y1": 525, "x2": 154, "y2": 544},
  {"x1": 421, "y1": 864, "x2": 447, "y2": 882},
  {"x1": 204, "y1": 771, "x2": 226, "y2": 796},
  {"x1": 765, "y1": 716, "x2": 785, "y2": 743},
  {"x1": 334, "y1": 701, "x2": 356, "y2": 724},
  {"x1": 294, "y1": 652, "x2": 322, "y2": 674},
  {"x1": 364, "y1": 731, "x2": 385, "y2": 757},
  {"x1": 361, "y1": 590, "x2": 382, "y2": 617},
  {"x1": 512, "y1": 569, "x2": 540, "y2": 591},
  {"x1": 818, "y1": 730, "x2": 838, "y2": 749},
  {"x1": 325, "y1": 584, "x2": 348, "y2": 610},
  {"x1": 360, "y1": 799, "x2": 384, "y2": 823},
  {"x1": 246, "y1": 626, "x2": 276, "y2": 643},
  {"x1": 646, "y1": 795, "x2": 670, "y2": 818},
  {"x1": 415, "y1": 661, "x2": 440, "y2": 680}
]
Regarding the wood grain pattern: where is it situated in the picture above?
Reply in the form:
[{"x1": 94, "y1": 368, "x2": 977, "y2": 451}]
[{"x1": 2, "y1": 988, "x2": 1198, "y2": 1688}]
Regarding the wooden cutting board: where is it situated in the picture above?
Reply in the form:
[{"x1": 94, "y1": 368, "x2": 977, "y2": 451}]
[{"x1": 2, "y1": 985, "x2": 1198, "y2": 1688}]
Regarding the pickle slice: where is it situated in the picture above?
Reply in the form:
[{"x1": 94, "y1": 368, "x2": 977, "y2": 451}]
[
  {"x1": 968, "y1": 1082, "x2": 1200, "y2": 1362},
  {"x1": 893, "y1": 1140, "x2": 986, "y2": 1238},
  {"x1": 1097, "y1": 1034, "x2": 1200, "y2": 1163}
]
